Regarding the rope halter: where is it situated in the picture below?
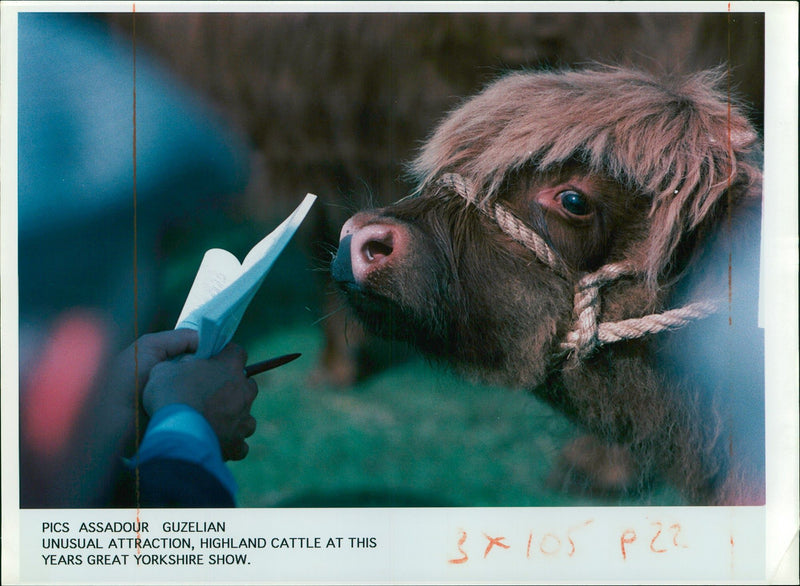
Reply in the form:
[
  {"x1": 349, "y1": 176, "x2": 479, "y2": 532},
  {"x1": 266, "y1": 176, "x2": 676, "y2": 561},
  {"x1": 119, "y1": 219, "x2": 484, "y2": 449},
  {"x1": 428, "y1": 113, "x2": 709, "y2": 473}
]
[{"x1": 436, "y1": 173, "x2": 720, "y2": 360}]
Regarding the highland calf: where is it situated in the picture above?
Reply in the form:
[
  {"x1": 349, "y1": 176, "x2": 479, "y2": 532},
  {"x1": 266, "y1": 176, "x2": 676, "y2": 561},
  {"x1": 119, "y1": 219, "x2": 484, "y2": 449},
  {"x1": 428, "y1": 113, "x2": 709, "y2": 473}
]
[{"x1": 331, "y1": 67, "x2": 764, "y2": 505}]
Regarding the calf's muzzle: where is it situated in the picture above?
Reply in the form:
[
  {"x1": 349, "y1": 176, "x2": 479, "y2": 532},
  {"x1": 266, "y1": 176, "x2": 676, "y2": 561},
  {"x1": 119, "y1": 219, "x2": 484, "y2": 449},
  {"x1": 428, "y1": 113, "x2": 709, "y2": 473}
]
[{"x1": 332, "y1": 213, "x2": 410, "y2": 286}]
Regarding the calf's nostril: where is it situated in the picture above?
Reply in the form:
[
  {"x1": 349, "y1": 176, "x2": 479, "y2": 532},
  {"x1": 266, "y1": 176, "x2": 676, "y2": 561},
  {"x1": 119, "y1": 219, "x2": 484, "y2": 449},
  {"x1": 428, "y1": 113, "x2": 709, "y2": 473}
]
[
  {"x1": 347, "y1": 222, "x2": 404, "y2": 281},
  {"x1": 364, "y1": 238, "x2": 393, "y2": 261}
]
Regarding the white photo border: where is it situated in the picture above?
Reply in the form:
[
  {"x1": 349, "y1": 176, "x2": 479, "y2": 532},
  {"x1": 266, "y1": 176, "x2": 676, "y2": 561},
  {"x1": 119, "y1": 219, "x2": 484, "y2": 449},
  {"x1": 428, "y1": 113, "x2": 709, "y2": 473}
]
[{"x1": 2, "y1": 2, "x2": 797, "y2": 584}]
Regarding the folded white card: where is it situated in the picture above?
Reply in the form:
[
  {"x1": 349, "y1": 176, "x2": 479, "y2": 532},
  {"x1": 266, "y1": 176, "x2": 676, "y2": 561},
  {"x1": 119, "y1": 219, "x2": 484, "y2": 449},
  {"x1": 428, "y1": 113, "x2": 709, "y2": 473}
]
[{"x1": 176, "y1": 193, "x2": 317, "y2": 358}]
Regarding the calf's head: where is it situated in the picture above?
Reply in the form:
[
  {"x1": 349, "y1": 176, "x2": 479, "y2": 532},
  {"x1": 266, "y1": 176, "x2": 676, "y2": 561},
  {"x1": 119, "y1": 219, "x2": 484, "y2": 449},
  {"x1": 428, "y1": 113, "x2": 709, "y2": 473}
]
[{"x1": 332, "y1": 67, "x2": 761, "y2": 394}]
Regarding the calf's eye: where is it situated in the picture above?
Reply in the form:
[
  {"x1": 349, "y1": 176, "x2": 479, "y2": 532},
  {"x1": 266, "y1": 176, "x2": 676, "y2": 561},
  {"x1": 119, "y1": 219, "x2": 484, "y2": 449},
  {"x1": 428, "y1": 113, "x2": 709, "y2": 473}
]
[{"x1": 559, "y1": 190, "x2": 590, "y2": 216}]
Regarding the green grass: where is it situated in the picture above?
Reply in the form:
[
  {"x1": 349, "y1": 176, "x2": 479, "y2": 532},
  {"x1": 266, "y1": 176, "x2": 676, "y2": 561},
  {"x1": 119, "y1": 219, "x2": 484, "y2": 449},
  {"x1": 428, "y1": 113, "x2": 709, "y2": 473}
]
[
  {"x1": 236, "y1": 326, "x2": 574, "y2": 507},
  {"x1": 160, "y1": 209, "x2": 683, "y2": 507}
]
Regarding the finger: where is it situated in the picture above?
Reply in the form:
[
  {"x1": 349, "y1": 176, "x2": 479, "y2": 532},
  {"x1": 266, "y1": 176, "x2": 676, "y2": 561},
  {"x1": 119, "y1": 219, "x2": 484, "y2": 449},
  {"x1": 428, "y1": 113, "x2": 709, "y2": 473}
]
[
  {"x1": 245, "y1": 379, "x2": 258, "y2": 407},
  {"x1": 225, "y1": 440, "x2": 249, "y2": 462},
  {"x1": 140, "y1": 329, "x2": 199, "y2": 361},
  {"x1": 237, "y1": 415, "x2": 257, "y2": 439}
]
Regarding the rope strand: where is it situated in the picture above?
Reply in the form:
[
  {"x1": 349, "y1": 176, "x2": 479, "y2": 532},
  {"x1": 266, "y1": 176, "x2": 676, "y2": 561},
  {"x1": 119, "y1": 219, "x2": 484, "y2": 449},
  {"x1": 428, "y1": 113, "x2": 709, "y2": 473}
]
[{"x1": 440, "y1": 173, "x2": 568, "y2": 274}]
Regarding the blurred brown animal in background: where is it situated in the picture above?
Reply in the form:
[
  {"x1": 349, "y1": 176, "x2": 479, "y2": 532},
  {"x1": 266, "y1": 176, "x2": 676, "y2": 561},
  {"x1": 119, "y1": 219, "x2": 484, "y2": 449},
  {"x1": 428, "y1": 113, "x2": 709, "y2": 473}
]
[
  {"x1": 331, "y1": 66, "x2": 764, "y2": 505},
  {"x1": 106, "y1": 12, "x2": 763, "y2": 389}
]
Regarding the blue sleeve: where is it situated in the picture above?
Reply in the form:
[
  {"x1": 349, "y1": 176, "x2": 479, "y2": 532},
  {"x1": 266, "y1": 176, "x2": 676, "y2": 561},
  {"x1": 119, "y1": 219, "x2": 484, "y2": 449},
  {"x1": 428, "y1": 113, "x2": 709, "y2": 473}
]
[{"x1": 130, "y1": 404, "x2": 238, "y2": 501}]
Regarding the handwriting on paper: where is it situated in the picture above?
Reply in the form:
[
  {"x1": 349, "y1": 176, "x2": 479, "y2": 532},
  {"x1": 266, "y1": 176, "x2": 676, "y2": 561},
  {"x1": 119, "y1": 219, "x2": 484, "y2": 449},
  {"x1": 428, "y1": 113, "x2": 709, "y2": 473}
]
[{"x1": 448, "y1": 518, "x2": 694, "y2": 565}]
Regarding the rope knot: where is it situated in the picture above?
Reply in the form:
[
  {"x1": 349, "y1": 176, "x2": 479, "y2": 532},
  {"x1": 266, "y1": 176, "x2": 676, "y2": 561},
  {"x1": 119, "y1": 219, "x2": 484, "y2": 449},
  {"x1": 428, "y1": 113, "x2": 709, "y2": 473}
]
[
  {"x1": 562, "y1": 260, "x2": 721, "y2": 359},
  {"x1": 558, "y1": 261, "x2": 637, "y2": 358}
]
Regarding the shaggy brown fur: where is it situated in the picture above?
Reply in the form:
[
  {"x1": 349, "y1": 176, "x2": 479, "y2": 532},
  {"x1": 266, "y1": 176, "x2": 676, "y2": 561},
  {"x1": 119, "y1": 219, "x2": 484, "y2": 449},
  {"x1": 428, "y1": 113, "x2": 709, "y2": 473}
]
[{"x1": 332, "y1": 66, "x2": 764, "y2": 505}]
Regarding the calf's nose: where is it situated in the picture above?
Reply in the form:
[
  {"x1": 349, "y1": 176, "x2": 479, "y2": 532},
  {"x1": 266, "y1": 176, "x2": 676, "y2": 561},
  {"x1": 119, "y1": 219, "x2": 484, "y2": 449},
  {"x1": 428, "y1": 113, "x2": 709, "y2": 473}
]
[
  {"x1": 351, "y1": 223, "x2": 396, "y2": 269},
  {"x1": 332, "y1": 216, "x2": 407, "y2": 284}
]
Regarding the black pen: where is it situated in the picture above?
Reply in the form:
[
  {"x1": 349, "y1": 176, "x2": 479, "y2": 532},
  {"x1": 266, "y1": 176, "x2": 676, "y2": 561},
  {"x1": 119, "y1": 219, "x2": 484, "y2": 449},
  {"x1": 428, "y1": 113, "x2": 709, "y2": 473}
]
[{"x1": 244, "y1": 353, "x2": 302, "y2": 377}]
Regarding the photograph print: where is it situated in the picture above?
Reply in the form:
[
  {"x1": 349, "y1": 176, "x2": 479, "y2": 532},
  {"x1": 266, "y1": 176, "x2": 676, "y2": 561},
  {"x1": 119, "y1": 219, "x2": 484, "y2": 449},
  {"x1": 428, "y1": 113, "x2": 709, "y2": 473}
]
[{"x1": 15, "y1": 10, "x2": 767, "y2": 510}]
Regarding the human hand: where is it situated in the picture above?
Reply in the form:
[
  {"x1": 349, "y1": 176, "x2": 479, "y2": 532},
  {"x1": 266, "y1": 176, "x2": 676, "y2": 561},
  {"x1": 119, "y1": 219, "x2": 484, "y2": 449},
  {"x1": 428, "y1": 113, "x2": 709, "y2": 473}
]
[
  {"x1": 93, "y1": 329, "x2": 200, "y2": 459},
  {"x1": 109, "y1": 328, "x2": 200, "y2": 398},
  {"x1": 142, "y1": 343, "x2": 259, "y2": 461}
]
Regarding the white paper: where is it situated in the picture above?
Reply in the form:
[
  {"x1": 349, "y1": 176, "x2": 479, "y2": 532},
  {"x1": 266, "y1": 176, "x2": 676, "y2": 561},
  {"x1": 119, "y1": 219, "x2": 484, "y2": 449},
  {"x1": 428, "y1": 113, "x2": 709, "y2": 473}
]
[{"x1": 175, "y1": 193, "x2": 316, "y2": 358}]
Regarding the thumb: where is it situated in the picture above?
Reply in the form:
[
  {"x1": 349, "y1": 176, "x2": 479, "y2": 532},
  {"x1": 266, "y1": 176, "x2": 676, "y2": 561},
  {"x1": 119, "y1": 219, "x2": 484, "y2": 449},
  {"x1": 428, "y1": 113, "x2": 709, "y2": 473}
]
[{"x1": 142, "y1": 328, "x2": 200, "y2": 361}]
